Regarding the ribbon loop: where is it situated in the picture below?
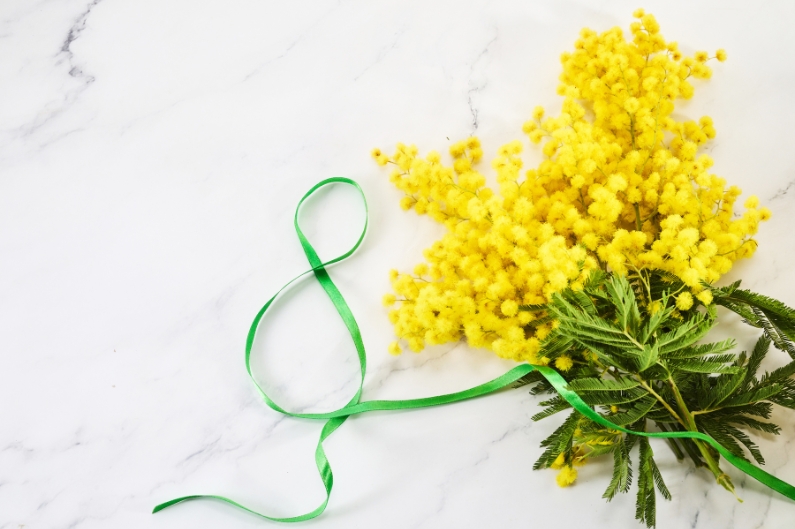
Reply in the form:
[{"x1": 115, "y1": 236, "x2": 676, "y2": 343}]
[
  {"x1": 244, "y1": 177, "x2": 369, "y2": 419},
  {"x1": 154, "y1": 178, "x2": 795, "y2": 522}
]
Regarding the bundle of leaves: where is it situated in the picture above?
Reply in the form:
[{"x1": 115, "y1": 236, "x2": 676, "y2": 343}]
[{"x1": 515, "y1": 270, "x2": 795, "y2": 527}]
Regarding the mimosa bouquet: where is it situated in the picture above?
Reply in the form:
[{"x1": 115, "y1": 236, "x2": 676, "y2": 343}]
[
  {"x1": 154, "y1": 9, "x2": 795, "y2": 528},
  {"x1": 375, "y1": 10, "x2": 795, "y2": 527}
]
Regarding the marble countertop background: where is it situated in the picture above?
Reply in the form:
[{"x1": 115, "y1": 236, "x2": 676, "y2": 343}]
[{"x1": 2, "y1": 1, "x2": 795, "y2": 528}]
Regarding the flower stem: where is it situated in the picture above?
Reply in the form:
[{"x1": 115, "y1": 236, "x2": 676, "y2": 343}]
[
  {"x1": 668, "y1": 377, "x2": 741, "y2": 501},
  {"x1": 637, "y1": 378, "x2": 685, "y2": 428},
  {"x1": 634, "y1": 203, "x2": 642, "y2": 232},
  {"x1": 656, "y1": 421, "x2": 686, "y2": 461}
]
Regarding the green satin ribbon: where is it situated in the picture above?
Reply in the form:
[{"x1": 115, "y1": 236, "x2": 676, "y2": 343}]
[{"x1": 153, "y1": 177, "x2": 795, "y2": 521}]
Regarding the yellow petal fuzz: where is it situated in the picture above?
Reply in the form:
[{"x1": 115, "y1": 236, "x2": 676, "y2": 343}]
[
  {"x1": 555, "y1": 354, "x2": 574, "y2": 372},
  {"x1": 375, "y1": 12, "x2": 766, "y2": 362},
  {"x1": 676, "y1": 292, "x2": 694, "y2": 311},
  {"x1": 556, "y1": 465, "x2": 578, "y2": 487}
]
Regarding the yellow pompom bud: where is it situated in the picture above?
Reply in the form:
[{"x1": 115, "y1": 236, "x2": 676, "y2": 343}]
[
  {"x1": 372, "y1": 148, "x2": 389, "y2": 166},
  {"x1": 716, "y1": 49, "x2": 727, "y2": 62},
  {"x1": 624, "y1": 97, "x2": 640, "y2": 114},
  {"x1": 696, "y1": 290, "x2": 713, "y2": 306},
  {"x1": 382, "y1": 293, "x2": 396, "y2": 306},
  {"x1": 641, "y1": 14, "x2": 660, "y2": 34},
  {"x1": 744, "y1": 195, "x2": 760, "y2": 209},
  {"x1": 501, "y1": 299, "x2": 519, "y2": 316},
  {"x1": 388, "y1": 341, "x2": 402, "y2": 355},
  {"x1": 555, "y1": 354, "x2": 574, "y2": 372},
  {"x1": 676, "y1": 292, "x2": 694, "y2": 311},
  {"x1": 556, "y1": 465, "x2": 578, "y2": 487},
  {"x1": 449, "y1": 141, "x2": 466, "y2": 158}
]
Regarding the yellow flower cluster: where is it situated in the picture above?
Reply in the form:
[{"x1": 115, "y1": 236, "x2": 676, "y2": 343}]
[
  {"x1": 550, "y1": 450, "x2": 585, "y2": 487},
  {"x1": 375, "y1": 11, "x2": 770, "y2": 362}
]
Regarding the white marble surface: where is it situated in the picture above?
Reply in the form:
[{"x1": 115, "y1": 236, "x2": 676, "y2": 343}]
[{"x1": 2, "y1": 1, "x2": 795, "y2": 528}]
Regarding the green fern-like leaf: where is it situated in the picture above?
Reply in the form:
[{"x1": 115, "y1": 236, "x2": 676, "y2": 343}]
[
  {"x1": 656, "y1": 314, "x2": 715, "y2": 355},
  {"x1": 665, "y1": 339, "x2": 737, "y2": 359},
  {"x1": 566, "y1": 377, "x2": 641, "y2": 392},
  {"x1": 605, "y1": 274, "x2": 642, "y2": 335},
  {"x1": 711, "y1": 286, "x2": 795, "y2": 358},
  {"x1": 603, "y1": 436, "x2": 633, "y2": 501},
  {"x1": 606, "y1": 396, "x2": 657, "y2": 426},
  {"x1": 742, "y1": 335, "x2": 771, "y2": 390},
  {"x1": 636, "y1": 438, "x2": 658, "y2": 528},
  {"x1": 666, "y1": 357, "x2": 740, "y2": 375},
  {"x1": 532, "y1": 396, "x2": 573, "y2": 421},
  {"x1": 524, "y1": 270, "x2": 795, "y2": 527},
  {"x1": 579, "y1": 387, "x2": 648, "y2": 407},
  {"x1": 701, "y1": 371, "x2": 745, "y2": 410},
  {"x1": 534, "y1": 411, "x2": 579, "y2": 470}
]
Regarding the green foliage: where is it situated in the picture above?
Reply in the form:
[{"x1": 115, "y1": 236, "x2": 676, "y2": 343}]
[
  {"x1": 708, "y1": 280, "x2": 795, "y2": 359},
  {"x1": 567, "y1": 377, "x2": 641, "y2": 392},
  {"x1": 533, "y1": 411, "x2": 579, "y2": 470},
  {"x1": 524, "y1": 271, "x2": 795, "y2": 528},
  {"x1": 603, "y1": 434, "x2": 634, "y2": 500},
  {"x1": 636, "y1": 437, "x2": 670, "y2": 526}
]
